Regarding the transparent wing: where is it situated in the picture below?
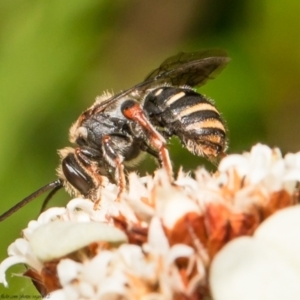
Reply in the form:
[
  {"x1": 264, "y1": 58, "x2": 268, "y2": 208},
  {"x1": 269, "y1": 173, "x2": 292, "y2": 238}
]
[
  {"x1": 144, "y1": 49, "x2": 230, "y2": 87},
  {"x1": 93, "y1": 49, "x2": 230, "y2": 112}
]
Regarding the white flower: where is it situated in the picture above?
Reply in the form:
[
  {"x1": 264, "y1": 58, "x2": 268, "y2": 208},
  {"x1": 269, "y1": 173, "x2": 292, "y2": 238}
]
[
  {"x1": 219, "y1": 143, "x2": 300, "y2": 193},
  {"x1": 1, "y1": 144, "x2": 300, "y2": 299}
]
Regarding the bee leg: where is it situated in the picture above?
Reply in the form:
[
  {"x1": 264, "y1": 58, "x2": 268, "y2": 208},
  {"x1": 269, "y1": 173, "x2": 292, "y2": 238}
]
[
  {"x1": 102, "y1": 135, "x2": 126, "y2": 200},
  {"x1": 73, "y1": 148, "x2": 106, "y2": 204},
  {"x1": 121, "y1": 100, "x2": 173, "y2": 181},
  {"x1": 75, "y1": 148, "x2": 106, "y2": 185}
]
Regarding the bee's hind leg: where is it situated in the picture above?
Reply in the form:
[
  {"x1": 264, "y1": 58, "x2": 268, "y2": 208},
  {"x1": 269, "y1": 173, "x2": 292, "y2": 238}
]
[{"x1": 121, "y1": 100, "x2": 174, "y2": 181}]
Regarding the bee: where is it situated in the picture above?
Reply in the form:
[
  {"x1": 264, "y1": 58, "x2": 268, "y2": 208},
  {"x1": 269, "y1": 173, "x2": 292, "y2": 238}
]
[{"x1": 0, "y1": 49, "x2": 230, "y2": 221}]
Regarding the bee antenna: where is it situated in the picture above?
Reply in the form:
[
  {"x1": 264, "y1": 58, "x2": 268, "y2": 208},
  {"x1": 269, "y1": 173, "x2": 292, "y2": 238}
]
[
  {"x1": 40, "y1": 183, "x2": 63, "y2": 213},
  {"x1": 0, "y1": 179, "x2": 63, "y2": 222}
]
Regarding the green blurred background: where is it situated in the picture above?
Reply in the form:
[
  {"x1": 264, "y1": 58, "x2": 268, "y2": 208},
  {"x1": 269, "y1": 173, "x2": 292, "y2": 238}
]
[{"x1": 1, "y1": 0, "x2": 300, "y2": 296}]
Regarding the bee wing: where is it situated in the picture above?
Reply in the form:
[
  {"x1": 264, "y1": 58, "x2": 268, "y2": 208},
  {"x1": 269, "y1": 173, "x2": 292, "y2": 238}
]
[
  {"x1": 94, "y1": 49, "x2": 230, "y2": 112},
  {"x1": 144, "y1": 49, "x2": 230, "y2": 87}
]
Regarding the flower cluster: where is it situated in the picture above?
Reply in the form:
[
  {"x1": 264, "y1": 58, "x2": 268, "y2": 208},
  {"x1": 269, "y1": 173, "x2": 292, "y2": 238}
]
[{"x1": 1, "y1": 144, "x2": 300, "y2": 299}]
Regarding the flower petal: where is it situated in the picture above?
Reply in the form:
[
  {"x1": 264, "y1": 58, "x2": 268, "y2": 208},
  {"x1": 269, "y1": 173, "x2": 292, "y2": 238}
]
[
  {"x1": 0, "y1": 256, "x2": 28, "y2": 287},
  {"x1": 28, "y1": 221, "x2": 128, "y2": 261},
  {"x1": 255, "y1": 206, "x2": 300, "y2": 267},
  {"x1": 210, "y1": 236, "x2": 300, "y2": 300},
  {"x1": 57, "y1": 259, "x2": 83, "y2": 286}
]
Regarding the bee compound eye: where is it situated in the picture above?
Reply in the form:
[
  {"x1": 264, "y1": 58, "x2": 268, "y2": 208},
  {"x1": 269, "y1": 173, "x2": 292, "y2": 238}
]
[{"x1": 62, "y1": 154, "x2": 94, "y2": 196}]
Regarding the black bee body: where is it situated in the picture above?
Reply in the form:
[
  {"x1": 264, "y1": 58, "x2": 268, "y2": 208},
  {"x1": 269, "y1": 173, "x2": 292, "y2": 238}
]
[
  {"x1": 0, "y1": 50, "x2": 230, "y2": 221},
  {"x1": 59, "y1": 50, "x2": 230, "y2": 199}
]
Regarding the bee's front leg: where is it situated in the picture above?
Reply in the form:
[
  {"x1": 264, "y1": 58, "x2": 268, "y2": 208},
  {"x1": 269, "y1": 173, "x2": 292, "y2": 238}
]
[{"x1": 101, "y1": 135, "x2": 126, "y2": 200}]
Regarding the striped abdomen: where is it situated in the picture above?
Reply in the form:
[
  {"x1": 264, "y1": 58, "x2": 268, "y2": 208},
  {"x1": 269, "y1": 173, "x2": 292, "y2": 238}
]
[{"x1": 143, "y1": 86, "x2": 226, "y2": 159}]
